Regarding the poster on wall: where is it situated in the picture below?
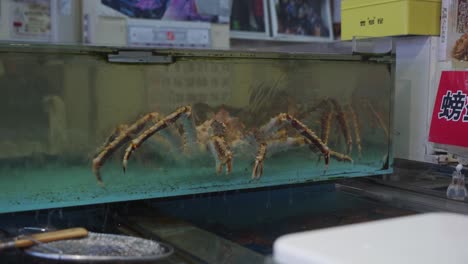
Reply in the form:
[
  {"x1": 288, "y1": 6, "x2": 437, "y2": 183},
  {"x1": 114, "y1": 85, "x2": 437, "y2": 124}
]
[
  {"x1": 269, "y1": 0, "x2": 333, "y2": 42},
  {"x1": 100, "y1": 0, "x2": 220, "y2": 22},
  {"x1": 230, "y1": 0, "x2": 270, "y2": 39},
  {"x1": 439, "y1": 0, "x2": 468, "y2": 61},
  {"x1": 429, "y1": 71, "x2": 468, "y2": 148},
  {"x1": 10, "y1": 0, "x2": 54, "y2": 41}
]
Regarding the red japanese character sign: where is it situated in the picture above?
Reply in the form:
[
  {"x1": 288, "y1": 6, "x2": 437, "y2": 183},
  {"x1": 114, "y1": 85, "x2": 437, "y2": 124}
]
[{"x1": 429, "y1": 71, "x2": 468, "y2": 147}]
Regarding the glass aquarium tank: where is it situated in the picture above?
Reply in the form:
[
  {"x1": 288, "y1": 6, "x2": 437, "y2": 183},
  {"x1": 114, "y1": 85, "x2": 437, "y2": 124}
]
[{"x1": 0, "y1": 43, "x2": 394, "y2": 213}]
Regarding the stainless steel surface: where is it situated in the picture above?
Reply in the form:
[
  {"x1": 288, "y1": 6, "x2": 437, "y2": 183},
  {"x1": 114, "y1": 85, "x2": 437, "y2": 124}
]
[
  {"x1": 24, "y1": 232, "x2": 173, "y2": 263},
  {"x1": 120, "y1": 215, "x2": 265, "y2": 264},
  {"x1": 0, "y1": 40, "x2": 391, "y2": 59},
  {"x1": 352, "y1": 159, "x2": 468, "y2": 203},
  {"x1": 107, "y1": 51, "x2": 174, "y2": 64},
  {"x1": 337, "y1": 178, "x2": 468, "y2": 214},
  {"x1": 114, "y1": 179, "x2": 429, "y2": 263}
]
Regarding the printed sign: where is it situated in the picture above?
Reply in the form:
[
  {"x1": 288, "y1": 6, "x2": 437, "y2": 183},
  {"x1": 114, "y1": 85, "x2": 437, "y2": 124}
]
[
  {"x1": 429, "y1": 71, "x2": 468, "y2": 147},
  {"x1": 10, "y1": 0, "x2": 53, "y2": 40},
  {"x1": 128, "y1": 25, "x2": 210, "y2": 48}
]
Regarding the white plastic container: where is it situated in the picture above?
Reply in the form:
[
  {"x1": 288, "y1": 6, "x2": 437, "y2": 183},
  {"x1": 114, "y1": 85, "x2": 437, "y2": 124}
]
[{"x1": 273, "y1": 212, "x2": 468, "y2": 264}]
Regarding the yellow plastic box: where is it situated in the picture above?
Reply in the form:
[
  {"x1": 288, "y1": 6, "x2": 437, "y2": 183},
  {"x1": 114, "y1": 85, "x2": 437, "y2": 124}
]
[{"x1": 341, "y1": 0, "x2": 441, "y2": 40}]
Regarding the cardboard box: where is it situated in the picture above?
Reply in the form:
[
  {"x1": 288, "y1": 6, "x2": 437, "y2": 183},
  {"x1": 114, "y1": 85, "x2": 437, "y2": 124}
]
[{"x1": 341, "y1": 0, "x2": 441, "y2": 40}]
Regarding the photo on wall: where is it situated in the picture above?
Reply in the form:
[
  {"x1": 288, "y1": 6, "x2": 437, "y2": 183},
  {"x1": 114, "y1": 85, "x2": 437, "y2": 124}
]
[
  {"x1": 269, "y1": 0, "x2": 334, "y2": 41},
  {"x1": 439, "y1": 0, "x2": 468, "y2": 61},
  {"x1": 230, "y1": 0, "x2": 271, "y2": 39}
]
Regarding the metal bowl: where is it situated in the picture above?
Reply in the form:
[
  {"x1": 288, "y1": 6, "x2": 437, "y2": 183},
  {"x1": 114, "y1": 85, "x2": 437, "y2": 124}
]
[{"x1": 24, "y1": 232, "x2": 174, "y2": 263}]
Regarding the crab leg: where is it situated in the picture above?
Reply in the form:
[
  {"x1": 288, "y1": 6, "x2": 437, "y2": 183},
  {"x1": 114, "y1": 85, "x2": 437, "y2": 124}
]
[
  {"x1": 122, "y1": 106, "x2": 192, "y2": 172},
  {"x1": 320, "y1": 109, "x2": 334, "y2": 145},
  {"x1": 158, "y1": 126, "x2": 183, "y2": 154},
  {"x1": 92, "y1": 112, "x2": 159, "y2": 184},
  {"x1": 366, "y1": 101, "x2": 389, "y2": 139},
  {"x1": 251, "y1": 112, "x2": 353, "y2": 179},
  {"x1": 146, "y1": 126, "x2": 187, "y2": 164},
  {"x1": 329, "y1": 150, "x2": 353, "y2": 163},
  {"x1": 313, "y1": 99, "x2": 334, "y2": 145},
  {"x1": 209, "y1": 135, "x2": 233, "y2": 175},
  {"x1": 278, "y1": 113, "x2": 330, "y2": 168},
  {"x1": 267, "y1": 136, "x2": 308, "y2": 155},
  {"x1": 180, "y1": 113, "x2": 198, "y2": 154},
  {"x1": 252, "y1": 142, "x2": 267, "y2": 179},
  {"x1": 329, "y1": 99, "x2": 352, "y2": 154},
  {"x1": 257, "y1": 114, "x2": 287, "y2": 136},
  {"x1": 94, "y1": 124, "x2": 128, "y2": 155},
  {"x1": 257, "y1": 120, "x2": 279, "y2": 137},
  {"x1": 208, "y1": 120, "x2": 233, "y2": 174},
  {"x1": 348, "y1": 104, "x2": 362, "y2": 159},
  {"x1": 252, "y1": 137, "x2": 308, "y2": 179}
]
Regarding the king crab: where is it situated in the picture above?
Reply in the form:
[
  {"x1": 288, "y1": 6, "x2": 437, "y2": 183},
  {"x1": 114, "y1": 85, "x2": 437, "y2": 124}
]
[{"x1": 91, "y1": 103, "x2": 354, "y2": 185}]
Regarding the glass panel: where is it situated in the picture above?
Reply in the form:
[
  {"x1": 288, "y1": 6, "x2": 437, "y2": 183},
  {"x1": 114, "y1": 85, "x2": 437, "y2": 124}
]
[{"x1": 0, "y1": 47, "x2": 393, "y2": 213}]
